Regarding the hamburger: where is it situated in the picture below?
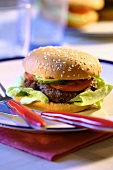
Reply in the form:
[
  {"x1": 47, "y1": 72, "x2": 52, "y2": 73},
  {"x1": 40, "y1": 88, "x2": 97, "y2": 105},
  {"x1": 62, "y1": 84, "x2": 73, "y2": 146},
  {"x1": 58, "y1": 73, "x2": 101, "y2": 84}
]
[
  {"x1": 68, "y1": 0, "x2": 105, "y2": 27},
  {"x1": 6, "y1": 46, "x2": 113, "y2": 112}
]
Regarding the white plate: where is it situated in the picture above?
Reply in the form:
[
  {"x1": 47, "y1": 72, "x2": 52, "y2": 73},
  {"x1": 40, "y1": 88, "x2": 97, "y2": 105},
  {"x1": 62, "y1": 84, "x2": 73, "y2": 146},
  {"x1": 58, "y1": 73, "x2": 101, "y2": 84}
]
[
  {"x1": 67, "y1": 21, "x2": 113, "y2": 37},
  {"x1": 0, "y1": 59, "x2": 113, "y2": 133}
]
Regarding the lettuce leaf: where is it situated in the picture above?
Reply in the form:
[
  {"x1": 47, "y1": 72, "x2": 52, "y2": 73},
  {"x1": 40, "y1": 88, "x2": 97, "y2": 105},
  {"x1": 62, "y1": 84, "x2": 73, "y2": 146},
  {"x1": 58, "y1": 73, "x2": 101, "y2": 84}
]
[
  {"x1": 6, "y1": 87, "x2": 49, "y2": 105},
  {"x1": 70, "y1": 76, "x2": 113, "y2": 108},
  {"x1": 70, "y1": 84, "x2": 113, "y2": 106}
]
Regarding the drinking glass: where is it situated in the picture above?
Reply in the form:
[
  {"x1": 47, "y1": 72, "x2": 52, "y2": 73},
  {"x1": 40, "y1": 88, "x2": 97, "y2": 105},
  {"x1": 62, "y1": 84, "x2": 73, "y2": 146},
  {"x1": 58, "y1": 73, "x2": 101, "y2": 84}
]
[
  {"x1": 30, "y1": 0, "x2": 68, "y2": 50},
  {"x1": 0, "y1": 0, "x2": 31, "y2": 59}
]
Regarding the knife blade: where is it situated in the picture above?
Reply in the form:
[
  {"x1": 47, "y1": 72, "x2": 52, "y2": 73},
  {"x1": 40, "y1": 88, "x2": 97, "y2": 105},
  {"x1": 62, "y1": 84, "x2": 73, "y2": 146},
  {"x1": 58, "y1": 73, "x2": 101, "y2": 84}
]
[{"x1": 0, "y1": 111, "x2": 29, "y2": 127}]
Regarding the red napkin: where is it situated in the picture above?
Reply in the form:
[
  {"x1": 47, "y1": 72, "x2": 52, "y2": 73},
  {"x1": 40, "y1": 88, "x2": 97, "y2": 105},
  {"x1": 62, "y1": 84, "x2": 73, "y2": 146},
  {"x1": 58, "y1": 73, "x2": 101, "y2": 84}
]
[{"x1": 0, "y1": 127, "x2": 112, "y2": 161}]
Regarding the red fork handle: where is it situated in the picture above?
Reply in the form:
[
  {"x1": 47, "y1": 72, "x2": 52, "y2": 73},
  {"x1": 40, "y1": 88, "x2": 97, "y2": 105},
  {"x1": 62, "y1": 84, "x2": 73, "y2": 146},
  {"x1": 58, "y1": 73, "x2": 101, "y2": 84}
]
[{"x1": 41, "y1": 111, "x2": 113, "y2": 132}]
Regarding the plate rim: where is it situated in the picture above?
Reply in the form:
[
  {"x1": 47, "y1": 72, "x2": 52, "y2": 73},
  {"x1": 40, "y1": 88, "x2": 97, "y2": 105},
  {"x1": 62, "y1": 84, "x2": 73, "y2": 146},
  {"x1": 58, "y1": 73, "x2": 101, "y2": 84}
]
[{"x1": 66, "y1": 21, "x2": 113, "y2": 37}]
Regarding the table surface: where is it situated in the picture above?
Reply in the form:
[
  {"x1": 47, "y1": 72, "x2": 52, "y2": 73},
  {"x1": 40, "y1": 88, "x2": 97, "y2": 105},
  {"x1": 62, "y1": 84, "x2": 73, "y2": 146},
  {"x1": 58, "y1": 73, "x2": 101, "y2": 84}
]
[{"x1": 0, "y1": 28, "x2": 113, "y2": 170}]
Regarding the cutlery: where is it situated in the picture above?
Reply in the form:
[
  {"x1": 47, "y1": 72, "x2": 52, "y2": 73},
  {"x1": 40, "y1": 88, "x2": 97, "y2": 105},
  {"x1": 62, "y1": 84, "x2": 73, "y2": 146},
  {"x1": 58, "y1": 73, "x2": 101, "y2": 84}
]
[
  {"x1": 0, "y1": 110, "x2": 83, "y2": 133},
  {"x1": 0, "y1": 111, "x2": 29, "y2": 127},
  {"x1": 0, "y1": 83, "x2": 46, "y2": 129},
  {"x1": 0, "y1": 111, "x2": 43, "y2": 132},
  {"x1": 7, "y1": 100, "x2": 46, "y2": 129},
  {"x1": 41, "y1": 111, "x2": 113, "y2": 132}
]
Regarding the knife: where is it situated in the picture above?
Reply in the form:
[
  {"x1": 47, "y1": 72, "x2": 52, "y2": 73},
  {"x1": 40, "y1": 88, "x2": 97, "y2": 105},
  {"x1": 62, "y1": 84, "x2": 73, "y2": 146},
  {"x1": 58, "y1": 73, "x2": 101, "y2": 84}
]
[
  {"x1": 7, "y1": 100, "x2": 46, "y2": 129},
  {"x1": 0, "y1": 111, "x2": 29, "y2": 127},
  {"x1": 41, "y1": 111, "x2": 113, "y2": 132}
]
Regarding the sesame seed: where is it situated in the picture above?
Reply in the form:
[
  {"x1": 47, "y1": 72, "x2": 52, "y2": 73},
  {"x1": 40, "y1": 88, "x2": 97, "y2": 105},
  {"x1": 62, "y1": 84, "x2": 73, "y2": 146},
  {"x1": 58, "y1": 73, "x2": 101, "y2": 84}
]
[
  {"x1": 60, "y1": 64, "x2": 63, "y2": 67},
  {"x1": 68, "y1": 67, "x2": 72, "y2": 71},
  {"x1": 44, "y1": 56, "x2": 47, "y2": 59},
  {"x1": 57, "y1": 67, "x2": 60, "y2": 70}
]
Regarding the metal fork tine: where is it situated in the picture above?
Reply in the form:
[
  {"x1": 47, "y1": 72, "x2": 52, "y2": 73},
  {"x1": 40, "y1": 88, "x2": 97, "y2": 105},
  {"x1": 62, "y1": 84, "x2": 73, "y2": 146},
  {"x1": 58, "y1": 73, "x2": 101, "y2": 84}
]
[
  {"x1": 0, "y1": 83, "x2": 11, "y2": 101},
  {"x1": 0, "y1": 94, "x2": 3, "y2": 98},
  {"x1": 0, "y1": 83, "x2": 6, "y2": 96}
]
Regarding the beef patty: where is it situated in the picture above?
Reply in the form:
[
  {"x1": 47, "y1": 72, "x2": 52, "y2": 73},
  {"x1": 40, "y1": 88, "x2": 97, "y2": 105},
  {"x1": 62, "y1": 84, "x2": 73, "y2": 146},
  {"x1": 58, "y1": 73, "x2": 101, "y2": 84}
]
[{"x1": 23, "y1": 78, "x2": 97, "y2": 103}]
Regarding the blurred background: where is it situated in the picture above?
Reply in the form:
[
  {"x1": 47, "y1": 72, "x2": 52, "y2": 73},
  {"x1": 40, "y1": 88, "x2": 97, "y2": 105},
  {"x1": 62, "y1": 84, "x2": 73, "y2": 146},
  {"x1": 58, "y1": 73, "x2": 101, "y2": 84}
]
[
  {"x1": 68, "y1": 0, "x2": 113, "y2": 27},
  {"x1": 64, "y1": 0, "x2": 113, "y2": 62},
  {"x1": 66, "y1": 0, "x2": 113, "y2": 37},
  {"x1": 29, "y1": 0, "x2": 68, "y2": 50},
  {"x1": 30, "y1": 0, "x2": 113, "y2": 49},
  {"x1": 0, "y1": 0, "x2": 113, "y2": 61}
]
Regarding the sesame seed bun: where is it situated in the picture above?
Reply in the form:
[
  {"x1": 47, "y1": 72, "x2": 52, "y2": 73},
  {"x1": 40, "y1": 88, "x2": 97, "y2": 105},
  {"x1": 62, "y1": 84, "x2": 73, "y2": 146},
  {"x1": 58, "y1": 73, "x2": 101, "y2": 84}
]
[
  {"x1": 23, "y1": 46, "x2": 102, "y2": 80},
  {"x1": 68, "y1": 0, "x2": 104, "y2": 27},
  {"x1": 68, "y1": 0, "x2": 105, "y2": 10},
  {"x1": 14, "y1": 97, "x2": 91, "y2": 113},
  {"x1": 68, "y1": 10, "x2": 99, "y2": 28}
]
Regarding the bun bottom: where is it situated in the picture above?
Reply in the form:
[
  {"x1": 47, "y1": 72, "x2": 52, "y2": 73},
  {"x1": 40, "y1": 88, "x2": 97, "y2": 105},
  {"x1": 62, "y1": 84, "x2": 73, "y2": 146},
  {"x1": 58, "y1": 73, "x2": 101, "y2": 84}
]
[
  {"x1": 68, "y1": 10, "x2": 98, "y2": 27},
  {"x1": 14, "y1": 97, "x2": 90, "y2": 113}
]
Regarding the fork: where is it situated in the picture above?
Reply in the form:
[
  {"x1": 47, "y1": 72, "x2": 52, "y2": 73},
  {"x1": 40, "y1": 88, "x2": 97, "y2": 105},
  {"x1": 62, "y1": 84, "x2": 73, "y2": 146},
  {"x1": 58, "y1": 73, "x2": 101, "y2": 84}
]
[
  {"x1": 0, "y1": 83, "x2": 46, "y2": 129},
  {"x1": 41, "y1": 111, "x2": 113, "y2": 132},
  {"x1": 0, "y1": 83, "x2": 11, "y2": 101}
]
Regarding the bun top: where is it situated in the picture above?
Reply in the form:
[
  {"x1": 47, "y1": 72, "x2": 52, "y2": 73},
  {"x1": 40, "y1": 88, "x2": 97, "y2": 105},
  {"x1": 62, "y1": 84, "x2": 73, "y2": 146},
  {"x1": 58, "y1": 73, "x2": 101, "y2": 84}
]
[
  {"x1": 23, "y1": 46, "x2": 102, "y2": 80},
  {"x1": 68, "y1": 0, "x2": 104, "y2": 10}
]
